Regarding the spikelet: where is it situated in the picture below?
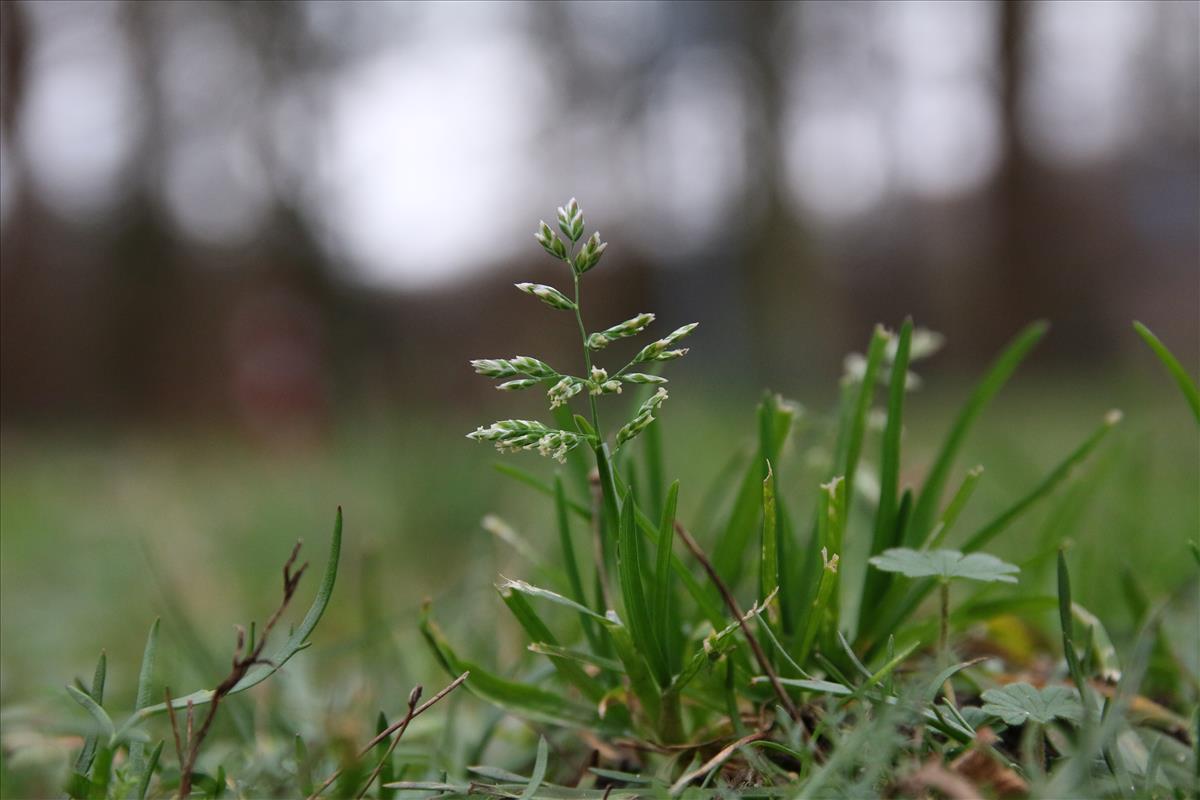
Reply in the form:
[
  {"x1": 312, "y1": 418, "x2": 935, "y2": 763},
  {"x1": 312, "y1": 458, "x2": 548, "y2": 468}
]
[{"x1": 515, "y1": 282, "x2": 575, "y2": 311}]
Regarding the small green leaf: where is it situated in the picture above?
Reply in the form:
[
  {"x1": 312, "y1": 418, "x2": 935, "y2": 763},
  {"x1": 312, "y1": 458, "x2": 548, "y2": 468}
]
[
  {"x1": 981, "y1": 682, "x2": 1083, "y2": 726},
  {"x1": 128, "y1": 618, "x2": 160, "y2": 783},
  {"x1": 519, "y1": 736, "x2": 549, "y2": 800},
  {"x1": 67, "y1": 684, "x2": 115, "y2": 742},
  {"x1": 73, "y1": 650, "x2": 107, "y2": 774},
  {"x1": 869, "y1": 548, "x2": 1019, "y2": 583}
]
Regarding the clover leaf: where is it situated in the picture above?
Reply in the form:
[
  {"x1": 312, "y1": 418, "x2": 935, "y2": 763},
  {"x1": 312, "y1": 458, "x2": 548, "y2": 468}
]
[
  {"x1": 980, "y1": 682, "x2": 1084, "y2": 726},
  {"x1": 868, "y1": 548, "x2": 1019, "y2": 583}
]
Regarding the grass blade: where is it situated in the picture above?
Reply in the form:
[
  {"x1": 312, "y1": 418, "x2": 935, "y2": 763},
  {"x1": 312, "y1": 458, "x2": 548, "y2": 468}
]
[
  {"x1": 653, "y1": 481, "x2": 680, "y2": 674},
  {"x1": 554, "y1": 475, "x2": 602, "y2": 651},
  {"x1": 527, "y1": 643, "x2": 623, "y2": 673},
  {"x1": 73, "y1": 651, "x2": 107, "y2": 774},
  {"x1": 920, "y1": 466, "x2": 983, "y2": 550},
  {"x1": 857, "y1": 415, "x2": 1115, "y2": 654},
  {"x1": 617, "y1": 491, "x2": 669, "y2": 686},
  {"x1": 1058, "y1": 549, "x2": 1094, "y2": 721},
  {"x1": 909, "y1": 321, "x2": 1048, "y2": 543},
  {"x1": 499, "y1": 584, "x2": 606, "y2": 702},
  {"x1": 613, "y1": 470, "x2": 727, "y2": 629},
  {"x1": 127, "y1": 618, "x2": 160, "y2": 785},
  {"x1": 870, "y1": 319, "x2": 911, "y2": 559},
  {"x1": 420, "y1": 607, "x2": 605, "y2": 731},
  {"x1": 759, "y1": 464, "x2": 779, "y2": 621},
  {"x1": 374, "y1": 712, "x2": 396, "y2": 800},
  {"x1": 1133, "y1": 321, "x2": 1200, "y2": 422},
  {"x1": 136, "y1": 740, "x2": 162, "y2": 800},
  {"x1": 712, "y1": 395, "x2": 794, "y2": 588},
  {"x1": 295, "y1": 735, "x2": 313, "y2": 797},
  {"x1": 643, "y1": 418, "x2": 666, "y2": 521},
  {"x1": 493, "y1": 462, "x2": 592, "y2": 520},
  {"x1": 861, "y1": 320, "x2": 912, "y2": 614},
  {"x1": 498, "y1": 577, "x2": 609, "y2": 622},
  {"x1": 839, "y1": 326, "x2": 890, "y2": 516},
  {"x1": 961, "y1": 411, "x2": 1121, "y2": 553}
]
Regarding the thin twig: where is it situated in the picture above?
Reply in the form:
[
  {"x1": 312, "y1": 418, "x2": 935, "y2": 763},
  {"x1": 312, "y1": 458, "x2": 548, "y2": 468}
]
[
  {"x1": 308, "y1": 671, "x2": 470, "y2": 799},
  {"x1": 355, "y1": 685, "x2": 423, "y2": 799},
  {"x1": 174, "y1": 541, "x2": 309, "y2": 798},
  {"x1": 673, "y1": 521, "x2": 803, "y2": 725},
  {"x1": 164, "y1": 687, "x2": 185, "y2": 775},
  {"x1": 668, "y1": 729, "x2": 768, "y2": 796}
]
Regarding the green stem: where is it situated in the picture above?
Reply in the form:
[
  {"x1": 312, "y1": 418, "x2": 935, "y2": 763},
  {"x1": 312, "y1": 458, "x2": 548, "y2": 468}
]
[
  {"x1": 939, "y1": 580, "x2": 949, "y2": 660},
  {"x1": 571, "y1": 270, "x2": 603, "y2": 442}
]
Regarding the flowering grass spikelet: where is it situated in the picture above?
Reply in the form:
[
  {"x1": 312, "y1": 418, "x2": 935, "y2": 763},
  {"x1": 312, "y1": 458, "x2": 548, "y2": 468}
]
[
  {"x1": 467, "y1": 419, "x2": 586, "y2": 463},
  {"x1": 548, "y1": 377, "x2": 584, "y2": 409},
  {"x1": 587, "y1": 313, "x2": 655, "y2": 350},
  {"x1": 634, "y1": 323, "x2": 698, "y2": 363},
  {"x1": 574, "y1": 231, "x2": 608, "y2": 274},
  {"x1": 617, "y1": 387, "x2": 668, "y2": 446},
  {"x1": 471, "y1": 356, "x2": 558, "y2": 381},
  {"x1": 556, "y1": 197, "x2": 585, "y2": 242},
  {"x1": 535, "y1": 220, "x2": 568, "y2": 260},
  {"x1": 495, "y1": 378, "x2": 542, "y2": 391},
  {"x1": 515, "y1": 282, "x2": 576, "y2": 311},
  {"x1": 619, "y1": 373, "x2": 668, "y2": 385}
]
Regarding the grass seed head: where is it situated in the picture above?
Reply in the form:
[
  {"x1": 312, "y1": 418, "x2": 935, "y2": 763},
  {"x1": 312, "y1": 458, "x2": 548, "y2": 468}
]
[{"x1": 515, "y1": 282, "x2": 576, "y2": 311}]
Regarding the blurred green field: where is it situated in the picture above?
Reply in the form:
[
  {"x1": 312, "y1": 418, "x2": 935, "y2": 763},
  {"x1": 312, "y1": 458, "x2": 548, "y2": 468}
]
[{"x1": 2, "y1": 365, "x2": 1197, "y2": 794}]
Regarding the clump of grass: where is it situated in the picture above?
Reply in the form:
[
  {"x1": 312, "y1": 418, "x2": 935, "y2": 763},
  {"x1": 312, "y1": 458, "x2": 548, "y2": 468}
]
[
  {"x1": 424, "y1": 199, "x2": 1198, "y2": 798},
  {"x1": 39, "y1": 205, "x2": 1199, "y2": 798}
]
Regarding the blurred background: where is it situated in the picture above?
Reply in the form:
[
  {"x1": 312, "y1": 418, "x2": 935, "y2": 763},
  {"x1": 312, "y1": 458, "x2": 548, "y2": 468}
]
[{"x1": 1, "y1": 0, "x2": 1197, "y2": 786}]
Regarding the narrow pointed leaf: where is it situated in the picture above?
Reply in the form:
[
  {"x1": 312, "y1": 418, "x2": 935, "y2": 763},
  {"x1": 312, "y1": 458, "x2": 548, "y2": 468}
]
[
  {"x1": 909, "y1": 321, "x2": 1048, "y2": 541},
  {"x1": 518, "y1": 737, "x2": 549, "y2": 800},
  {"x1": 67, "y1": 685, "x2": 115, "y2": 741},
  {"x1": 1133, "y1": 321, "x2": 1200, "y2": 422},
  {"x1": 617, "y1": 491, "x2": 669, "y2": 686},
  {"x1": 133, "y1": 508, "x2": 341, "y2": 720}
]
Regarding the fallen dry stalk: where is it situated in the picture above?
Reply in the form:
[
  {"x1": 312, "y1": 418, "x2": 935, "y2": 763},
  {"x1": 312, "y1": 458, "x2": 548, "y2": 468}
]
[
  {"x1": 308, "y1": 670, "x2": 470, "y2": 799},
  {"x1": 167, "y1": 541, "x2": 308, "y2": 799},
  {"x1": 673, "y1": 521, "x2": 803, "y2": 726},
  {"x1": 668, "y1": 729, "x2": 768, "y2": 796}
]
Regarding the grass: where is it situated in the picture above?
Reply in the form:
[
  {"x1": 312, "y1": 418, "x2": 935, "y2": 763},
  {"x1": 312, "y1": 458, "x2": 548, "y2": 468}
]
[{"x1": 0, "y1": 204, "x2": 1197, "y2": 797}]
